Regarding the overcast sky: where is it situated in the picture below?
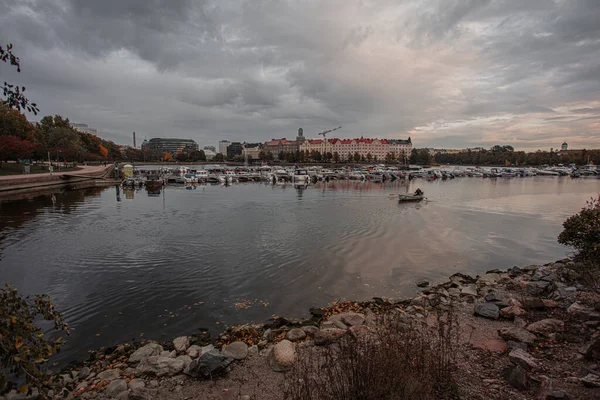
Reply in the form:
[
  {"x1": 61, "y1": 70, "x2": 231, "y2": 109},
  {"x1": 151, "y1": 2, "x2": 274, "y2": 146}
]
[{"x1": 1, "y1": 0, "x2": 599, "y2": 151}]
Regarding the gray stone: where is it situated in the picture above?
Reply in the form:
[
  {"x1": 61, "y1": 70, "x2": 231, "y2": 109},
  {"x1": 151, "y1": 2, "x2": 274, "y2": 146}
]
[
  {"x1": 498, "y1": 327, "x2": 536, "y2": 345},
  {"x1": 526, "y1": 319, "x2": 564, "y2": 335},
  {"x1": 500, "y1": 305, "x2": 526, "y2": 320},
  {"x1": 257, "y1": 340, "x2": 268, "y2": 349},
  {"x1": 547, "y1": 390, "x2": 570, "y2": 400},
  {"x1": 173, "y1": 336, "x2": 190, "y2": 353},
  {"x1": 326, "y1": 315, "x2": 349, "y2": 329},
  {"x1": 60, "y1": 374, "x2": 73, "y2": 385},
  {"x1": 186, "y1": 345, "x2": 202, "y2": 358},
  {"x1": 341, "y1": 313, "x2": 365, "y2": 327},
  {"x1": 269, "y1": 340, "x2": 296, "y2": 372},
  {"x1": 507, "y1": 341, "x2": 528, "y2": 351},
  {"x1": 176, "y1": 355, "x2": 192, "y2": 369},
  {"x1": 116, "y1": 390, "x2": 130, "y2": 400},
  {"x1": 301, "y1": 326, "x2": 318, "y2": 336},
  {"x1": 105, "y1": 379, "x2": 128, "y2": 397},
  {"x1": 461, "y1": 285, "x2": 478, "y2": 296},
  {"x1": 286, "y1": 328, "x2": 307, "y2": 342},
  {"x1": 97, "y1": 369, "x2": 121, "y2": 381},
  {"x1": 160, "y1": 350, "x2": 176, "y2": 358},
  {"x1": 504, "y1": 365, "x2": 528, "y2": 391},
  {"x1": 263, "y1": 329, "x2": 274, "y2": 341},
  {"x1": 508, "y1": 348, "x2": 538, "y2": 371},
  {"x1": 320, "y1": 321, "x2": 337, "y2": 330},
  {"x1": 222, "y1": 341, "x2": 248, "y2": 360},
  {"x1": 416, "y1": 280, "x2": 429, "y2": 288},
  {"x1": 135, "y1": 356, "x2": 186, "y2": 377},
  {"x1": 184, "y1": 349, "x2": 233, "y2": 378},
  {"x1": 484, "y1": 292, "x2": 500, "y2": 302},
  {"x1": 567, "y1": 302, "x2": 593, "y2": 319},
  {"x1": 129, "y1": 389, "x2": 151, "y2": 400},
  {"x1": 247, "y1": 345, "x2": 259, "y2": 357},
  {"x1": 478, "y1": 273, "x2": 501, "y2": 285},
  {"x1": 474, "y1": 303, "x2": 500, "y2": 320},
  {"x1": 79, "y1": 366, "x2": 90, "y2": 379},
  {"x1": 148, "y1": 380, "x2": 159, "y2": 388},
  {"x1": 580, "y1": 337, "x2": 600, "y2": 360},
  {"x1": 314, "y1": 328, "x2": 346, "y2": 345},
  {"x1": 200, "y1": 344, "x2": 215, "y2": 356},
  {"x1": 128, "y1": 379, "x2": 145, "y2": 391},
  {"x1": 129, "y1": 343, "x2": 163, "y2": 363},
  {"x1": 581, "y1": 373, "x2": 600, "y2": 388},
  {"x1": 75, "y1": 381, "x2": 87, "y2": 391}
]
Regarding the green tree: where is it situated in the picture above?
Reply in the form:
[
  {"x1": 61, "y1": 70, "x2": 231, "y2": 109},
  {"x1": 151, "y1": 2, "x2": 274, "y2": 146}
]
[
  {"x1": 215, "y1": 152, "x2": 224, "y2": 162},
  {"x1": 1, "y1": 284, "x2": 70, "y2": 395},
  {"x1": 176, "y1": 152, "x2": 188, "y2": 162},
  {"x1": 558, "y1": 196, "x2": 600, "y2": 263},
  {"x1": 409, "y1": 149, "x2": 418, "y2": 164},
  {"x1": 1, "y1": 44, "x2": 39, "y2": 115},
  {"x1": 353, "y1": 152, "x2": 361, "y2": 163},
  {"x1": 325, "y1": 152, "x2": 333, "y2": 162},
  {"x1": 333, "y1": 152, "x2": 340, "y2": 163}
]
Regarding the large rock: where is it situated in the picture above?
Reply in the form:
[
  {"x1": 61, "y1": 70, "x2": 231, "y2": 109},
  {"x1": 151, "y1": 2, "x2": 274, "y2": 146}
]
[
  {"x1": 519, "y1": 280, "x2": 551, "y2": 295},
  {"x1": 498, "y1": 327, "x2": 536, "y2": 345},
  {"x1": 173, "y1": 336, "x2": 190, "y2": 353},
  {"x1": 581, "y1": 374, "x2": 600, "y2": 388},
  {"x1": 105, "y1": 379, "x2": 128, "y2": 397},
  {"x1": 286, "y1": 328, "x2": 307, "y2": 342},
  {"x1": 97, "y1": 369, "x2": 121, "y2": 381},
  {"x1": 269, "y1": 340, "x2": 296, "y2": 372},
  {"x1": 186, "y1": 345, "x2": 202, "y2": 358},
  {"x1": 474, "y1": 303, "x2": 500, "y2": 320},
  {"x1": 222, "y1": 341, "x2": 248, "y2": 360},
  {"x1": 503, "y1": 365, "x2": 528, "y2": 391},
  {"x1": 477, "y1": 273, "x2": 500, "y2": 285},
  {"x1": 184, "y1": 349, "x2": 233, "y2": 378},
  {"x1": 526, "y1": 319, "x2": 564, "y2": 335},
  {"x1": 301, "y1": 326, "x2": 318, "y2": 336},
  {"x1": 314, "y1": 328, "x2": 346, "y2": 345},
  {"x1": 135, "y1": 356, "x2": 186, "y2": 377},
  {"x1": 129, "y1": 343, "x2": 163, "y2": 363},
  {"x1": 508, "y1": 348, "x2": 538, "y2": 371},
  {"x1": 567, "y1": 302, "x2": 593, "y2": 319},
  {"x1": 580, "y1": 336, "x2": 600, "y2": 360},
  {"x1": 177, "y1": 355, "x2": 193, "y2": 370},
  {"x1": 128, "y1": 379, "x2": 145, "y2": 391},
  {"x1": 461, "y1": 285, "x2": 478, "y2": 296},
  {"x1": 341, "y1": 313, "x2": 365, "y2": 327},
  {"x1": 326, "y1": 315, "x2": 349, "y2": 330}
]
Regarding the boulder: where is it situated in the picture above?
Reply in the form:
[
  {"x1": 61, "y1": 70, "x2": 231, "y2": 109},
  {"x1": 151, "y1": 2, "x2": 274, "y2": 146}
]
[
  {"x1": 160, "y1": 350, "x2": 176, "y2": 358},
  {"x1": 97, "y1": 369, "x2": 121, "y2": 381},
  {"x1": 184, "y1": 349, "x2": 233, "y2": 378},
  {"x1": 580, "y1": 336, "x2": 600, "y2": 360},
  {"x1": 314, "y1": 328, "x2": 346, "y2": 345},
  {"x1": 286, "y1": 328, "x2": 307, "y2": 342},
  {"x1": 263, "y1": 329, "x2": 274, "y2": 341},
  {"x1": 135, "y1": 356, "x2": 186, "y2": 377},
  {"x1": 301, "y1": 326, "x2": 318, "y2": 336},
  {"x1": 327, "y1": 315, "x2": 349, "y2": 329},
  {"x1": 474, "y1": 303, "x2": 500, "y2": 320},
  {"x1": 128, "y1": 379, "x2": 145, "y2": 391},
  {"x1": 526, "y1": 319, "x2": 564, "y2": 335},
  {"x1": 186, "y1": 345, "x2": 202, "y2": 358},
  {"x1": 508, "y1": 348, "x2": 538, "y2": 371},
  {"x1": 173, "y1": 336, "x2": 190, "y2": 353},
  {"x1": 247, "y1": 345, "x2": 259, "y2": 357},
  {"x1": 542, "y1": 299, "x2": 559, "y2": 308},
  {"x1": 503, "y1": 365, "x2": 528, "y2": 391},
  {"x1": 478, "y1": 273, "x2": 500, "y2": 285},
  {"x1": 176, "y1": 355, "x2": 192, "y2": 369},
  {"x1": 129, "y1": 343, "x2": 163, "y2": 363},
  {"x1": 498, "y1": 327, "x2": 536, "y2": 345},
  {"x1": 222, "y1": 341, "x2": 248, "y2": 360},
  {"x1": 348, "y1": 325, "x2": 372, "y2": 340},
  {"x1": 461, "y1": 285, "x2": 478, "y2": 296},
  {"x1": 520, "y1": 280, "x2": 551, "y2": 295},
  {"x1": 269, "y1": 340, "x2": 296, "y2": 372},
  {"x1": 567, "y1": 302, "x2": 593, "y2": 319},
  {"x1": 105, "y1": 379, "x2": 128, "y2": 397},
  {"x1": 484, "y1": 292, "x2": 500, "y2": 302}
]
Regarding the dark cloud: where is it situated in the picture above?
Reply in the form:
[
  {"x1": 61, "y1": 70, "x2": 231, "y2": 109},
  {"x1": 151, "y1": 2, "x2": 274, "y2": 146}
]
[{"x1": 0, "y1": 0, "x2": 599, "y2": 150}]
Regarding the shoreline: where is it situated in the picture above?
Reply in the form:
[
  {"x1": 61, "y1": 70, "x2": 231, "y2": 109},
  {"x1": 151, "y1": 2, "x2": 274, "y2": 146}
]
[{"x1": 5, "y1": 258, "x2": 600, "y2": 400}]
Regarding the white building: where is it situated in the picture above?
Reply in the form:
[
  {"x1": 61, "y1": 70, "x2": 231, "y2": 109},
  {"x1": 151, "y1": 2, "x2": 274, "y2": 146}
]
[
  {"x1": 203, "y1": 149, "x2": 216, "y2": 160},
  {"x1": 218, "y1": 140, "x2": 230, "y2": 156},
  {"x1": 300, "y1": 137, "x2": 412, "y2": 161}
]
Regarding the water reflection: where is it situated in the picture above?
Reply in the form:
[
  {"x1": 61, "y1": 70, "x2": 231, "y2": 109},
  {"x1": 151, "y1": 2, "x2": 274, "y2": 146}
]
[{"x1": 0, "y1": 177, "x2": 598, "y2": 364}]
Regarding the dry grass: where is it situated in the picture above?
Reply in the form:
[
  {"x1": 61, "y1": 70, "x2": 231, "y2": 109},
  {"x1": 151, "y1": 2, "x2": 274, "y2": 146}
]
[{"x1": 283, "y1": 308, "x2": 460, "y2": 400}]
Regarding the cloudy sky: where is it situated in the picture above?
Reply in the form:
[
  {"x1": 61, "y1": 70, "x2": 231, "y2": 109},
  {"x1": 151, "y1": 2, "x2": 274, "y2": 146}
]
[{"x1": 1, "y1": 0, "x2": 599, "y2": 151}]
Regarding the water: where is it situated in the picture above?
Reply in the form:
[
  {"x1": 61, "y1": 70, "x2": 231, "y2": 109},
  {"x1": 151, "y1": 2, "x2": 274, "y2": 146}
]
[{"x1": 0, "y1": 177, "x2": 598, "y2": 363}]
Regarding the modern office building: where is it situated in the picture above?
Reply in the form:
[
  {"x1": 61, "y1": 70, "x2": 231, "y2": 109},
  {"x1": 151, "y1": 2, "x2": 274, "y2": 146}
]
[
  {"x1": 226, "y1": 142, "x2": 244, "y2": 159},
  {"x1": 218, "y1": 140, "x2": 230, "y2": 156},
  {"x1": 141, "y1": 138, "x2": 199, "y2": 155}
]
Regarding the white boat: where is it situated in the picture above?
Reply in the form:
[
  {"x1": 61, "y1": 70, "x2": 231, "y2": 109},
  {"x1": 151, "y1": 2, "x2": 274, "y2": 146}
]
[
  {"x1": 537, "y1": 169, "x2": 559, "y2": 176},
  {"x1": 292, "y1": 168, "x2": 309, "y2": 183},
  {"x1": 196, "y1": 170, "x2": 209, "y2": 181},
  {"x1": 183, "y1": 173, "x2": 198, "y2": 184}
]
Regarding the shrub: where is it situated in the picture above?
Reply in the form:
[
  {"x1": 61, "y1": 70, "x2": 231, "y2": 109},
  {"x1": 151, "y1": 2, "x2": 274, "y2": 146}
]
[
  {"x1": 0, "y1": 284, "x2": 70, "y2": 395},
  {"x1": 558, "y1": 195, "x2": 600, "y2": 263},
  {"x1": 284, "y1": 309, "x2": 460, "y2": 400}
]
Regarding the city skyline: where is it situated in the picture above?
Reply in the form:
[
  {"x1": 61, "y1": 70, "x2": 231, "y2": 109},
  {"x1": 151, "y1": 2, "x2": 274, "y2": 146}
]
[{"x1": 1, "y1": 0, "x2": 599, "y2": 151}]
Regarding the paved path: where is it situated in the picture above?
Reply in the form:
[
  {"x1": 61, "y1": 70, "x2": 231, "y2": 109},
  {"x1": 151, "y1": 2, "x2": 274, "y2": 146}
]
[{"x1": 0, "y1": 164, "x2": 112, "y2": 183}]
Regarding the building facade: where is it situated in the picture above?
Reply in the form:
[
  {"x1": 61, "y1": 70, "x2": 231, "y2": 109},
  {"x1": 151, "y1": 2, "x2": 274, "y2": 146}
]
[
  {"x1": 300, "y1": 137, "x2": 412, "y2": 161},
  {"x1": 141, "y1": 138, "x2": 199, "y2": 155},
  {"x1": 218, "y1": 140, "x2": 230, "y2": 156},
  {"x1": 204, "y1": 146, "x2": 216, "y2": 152},
  {"x1": 226, "y1": 142, "x2": 244, "y2": 159},
  {"x1": 264, "y1": 138, "x2": 300, "y2": 159},
  {"x1": 71, "y1": 123, "x2": 97, "y2": 135},
  {"x1": 242, "y1": 143, "x2": 262, "y2": 160},
  {"x1": 203, "y1": 149, "x2": 216, "y2": 160}
]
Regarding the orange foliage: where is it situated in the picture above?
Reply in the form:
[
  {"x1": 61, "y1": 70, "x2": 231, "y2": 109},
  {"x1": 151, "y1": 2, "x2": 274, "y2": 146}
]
[
  {"x1": 163, "y1": 152, "x2": 173, "y2": 161},
  {"x1": 98, "y1": 144, "x2": 109, "y2": 157}
]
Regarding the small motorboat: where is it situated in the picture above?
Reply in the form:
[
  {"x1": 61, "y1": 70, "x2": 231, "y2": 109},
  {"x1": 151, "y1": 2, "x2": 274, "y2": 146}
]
[{"x1": 398, "y1": 194, "x2": 424, "y2": 202}]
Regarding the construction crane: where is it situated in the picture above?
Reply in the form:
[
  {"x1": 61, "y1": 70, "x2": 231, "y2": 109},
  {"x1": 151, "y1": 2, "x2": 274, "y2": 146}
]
[{"x1": 318, "y1": 126, "x2": 342, "y2": 139}]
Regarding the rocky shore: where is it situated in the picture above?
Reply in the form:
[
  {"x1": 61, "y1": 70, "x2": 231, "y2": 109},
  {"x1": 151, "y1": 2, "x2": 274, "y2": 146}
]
[{"x1": 3, "y1": 258, "x2": 600, "y2": 400}]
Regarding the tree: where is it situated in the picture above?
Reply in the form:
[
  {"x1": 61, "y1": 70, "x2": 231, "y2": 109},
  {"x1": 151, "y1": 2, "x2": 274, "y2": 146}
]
[
  {"x1": 409, "y1": 149, "x2": 418, "y2": 164},
  {"x1": 325, "y1": 152, "x2": 333, "y2": 162},
  {"x1": 558, "y1": 196, "x2": 600, "y2": 263},
  {"x1": 98, "y1": 144, "x2": 108, "y2": 158},
  {"x1": 278, "y1": 151, "x2": 285, "y2": 161},
  {"x1": 163, "y1": 152, "x2": 173, "y2": 162},
  {"x1": 176, "y1": 152, "x2": 188, "y2": 162},
  {"x1": 1, "y1": 284, "x2": 70, "y2": 395},
  {"x1": 366, "y1": 153, "x2": 372, "y2": 163},
  {"x1": 1, "y1": 44, "x2": 39, "y2": 115},
  {"x1": 353, "y1": 152, "x2": 361, "y2": 163},
  {"x1": 312, "y1": 151, "x2": 322, "y2": 162},
  {"x1": 333, "y1": 152, "x2": 340, "y2": 163},
  {"x1": 215, "y1": 152, "x2": 224, "y2": 162},
  {"x1": 0, "y1": 136, "x2": 37, "y2": 161}
]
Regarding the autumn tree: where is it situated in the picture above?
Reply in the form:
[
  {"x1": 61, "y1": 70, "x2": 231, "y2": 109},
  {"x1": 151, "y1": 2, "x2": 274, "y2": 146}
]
[
  {"x1": 175, "y1": 152, "x2": 188, "y2": 162},
  {"x1": 163, "y1": 152, "x2": 173, "y2": 162},
  {"x1": 98, "y1": 144, "x2": 108, "y2": 158},
  {"x1": 0, "y1": 136, "x2": 37, "y2": 162},
  {"x1": 1, "y1": 44, "x2": 38, "y2": 115}
]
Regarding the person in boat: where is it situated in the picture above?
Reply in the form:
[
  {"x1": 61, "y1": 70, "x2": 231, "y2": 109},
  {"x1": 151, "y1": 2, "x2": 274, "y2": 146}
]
[{"x1": 414, "y1": 188, "x2": 424, "y2": 196}]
